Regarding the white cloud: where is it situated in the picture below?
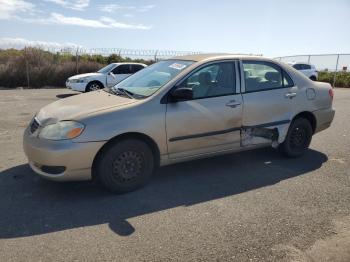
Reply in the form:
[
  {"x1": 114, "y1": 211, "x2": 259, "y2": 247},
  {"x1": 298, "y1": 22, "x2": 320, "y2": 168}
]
[
  {"x1": 137, "y1": 5, "x2": 155, "y2": 12},
  {"x1": 0, "y1": 1, "x2": 152, "y2": 30},
  {"x1": 15, "y1": 12, "x2": 152, "y2": 30},
  {"x1": 99, "y1": 4, "x2": 155, "y2": 13},
  {"x1": 99, "y1": 4, "x2": 135, "y2": 13},
  {"x1": 45, "y1": 0, "x2": 90, "y2": 11},
  {"x1": 0, "y1": 0, "x2": 34, "y2": 19},
  {"x1": 0, "y1": 37, "x2": 81, "y2": 49},
  {"x1": 49, "y1": 12, "x2": 108, "y2": 28},
  {"x1": 100, "y1": 16, "x2": 151, "y2": 30},
  {"x1": 123, "y1": 14, "x2": 134, "y2": 18}
]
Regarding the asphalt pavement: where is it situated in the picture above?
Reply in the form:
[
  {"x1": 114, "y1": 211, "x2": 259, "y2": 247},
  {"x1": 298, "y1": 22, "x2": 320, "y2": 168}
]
[{"x1": 0, "y1": 88, "x2": 349, "y2": 262}]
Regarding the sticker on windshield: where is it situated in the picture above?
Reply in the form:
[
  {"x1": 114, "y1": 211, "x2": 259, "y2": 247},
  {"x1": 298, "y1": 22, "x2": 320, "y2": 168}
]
[{"x1": 169, "y1": 63, "x2": 187, "y2": 70}]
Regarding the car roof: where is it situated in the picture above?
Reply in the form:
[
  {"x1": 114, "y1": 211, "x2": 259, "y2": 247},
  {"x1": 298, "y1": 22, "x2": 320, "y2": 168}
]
[
  {"x1": 170, "y1": 53, "x2": 264, "y2": 62},
  {"x1": 111, "y1": 62, "x2": 146, "y2": 65},
  {"x1": 288, "y1": 61, "x2": 313, "y2": 66}
]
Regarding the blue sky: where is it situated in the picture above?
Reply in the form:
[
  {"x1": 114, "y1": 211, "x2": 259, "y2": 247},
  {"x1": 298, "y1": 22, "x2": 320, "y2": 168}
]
[{"x1": 0, "y1": 0, "x2": 349, "y2": 57}]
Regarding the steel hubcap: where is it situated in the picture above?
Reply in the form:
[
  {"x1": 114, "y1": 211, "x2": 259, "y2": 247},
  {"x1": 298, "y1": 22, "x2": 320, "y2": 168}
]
[
  {"x1": 90, "y1": 84, "x2": 100, "y2": 91},
  {"x1": 290, "y1": 126, "x2": 306, "y2": 148},
  {"x1": 112, "y1": 151, "x2": 143, "y2": 182}
]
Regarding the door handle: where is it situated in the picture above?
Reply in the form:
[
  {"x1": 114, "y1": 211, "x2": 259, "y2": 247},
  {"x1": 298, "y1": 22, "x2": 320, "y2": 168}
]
[
  {"x1": 285, "y1": 92, "x2": 297, "y2": 99},
  {"x1": 226, "y1": 100, "x2": 241, "y2": 108}
]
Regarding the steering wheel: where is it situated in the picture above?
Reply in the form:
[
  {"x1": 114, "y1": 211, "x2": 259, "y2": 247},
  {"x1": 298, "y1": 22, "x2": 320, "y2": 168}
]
[{"x1": 147, "y1": 80, "x2": 161, "y2": 87}]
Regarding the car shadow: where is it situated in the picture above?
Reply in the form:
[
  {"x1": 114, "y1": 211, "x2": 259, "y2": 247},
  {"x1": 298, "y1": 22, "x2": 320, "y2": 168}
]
[
  {"x1": 56, "y1": 93, "x2": 79, "y2": 99},
  {"x1": 0, "y1": 148, "x2": 327, "y2": 238}
]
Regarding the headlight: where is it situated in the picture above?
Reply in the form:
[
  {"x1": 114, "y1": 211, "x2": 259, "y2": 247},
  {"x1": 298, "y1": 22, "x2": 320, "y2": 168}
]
[
  {"x1": 38, "y1": 121, "x2": 85, "y2": 140},
  {"x1": 70, "y1": 77, "x2": 88, "y2": 83}
]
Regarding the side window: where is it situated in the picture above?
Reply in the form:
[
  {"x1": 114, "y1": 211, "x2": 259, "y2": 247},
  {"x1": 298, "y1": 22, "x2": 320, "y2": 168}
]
[
  {"x1": 302, "y1": 64, "x2": 311, "y2": 70},
  {"x1": 113, "y1": 64, "x2": 132, "y2": 74},
  {"x1": 131, "y1": 64, "x2": 145, "y2": 73},
  {"x1": 179, "y1": 62, "x2": 236, "y2": 99},
  {"x1": 243, "y1": 61, "x2": 284, "y2": 92},
  {"x1": 293, "y1": 64, "x2": 302, "y2": 70}
]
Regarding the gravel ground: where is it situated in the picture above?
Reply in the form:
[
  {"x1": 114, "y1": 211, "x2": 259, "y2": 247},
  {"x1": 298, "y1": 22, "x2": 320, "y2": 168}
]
[{"x1": 0, "y1": 88, "x2": 349, "y2": 262}]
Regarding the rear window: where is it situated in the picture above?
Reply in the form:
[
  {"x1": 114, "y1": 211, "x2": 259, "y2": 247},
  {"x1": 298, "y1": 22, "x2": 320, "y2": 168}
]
[
  {"x1": 113, "y1": 64, "x2": 133, "y2": 74},
  {"x1": 131, "y1": 64, "x2": 145, "y2": 73},
  {"x1": 293, "y1": 64, "x2": 311, "y2": 70},
  {"x1": 243, "y1": 61, "x2": 283, "y2": 92}
]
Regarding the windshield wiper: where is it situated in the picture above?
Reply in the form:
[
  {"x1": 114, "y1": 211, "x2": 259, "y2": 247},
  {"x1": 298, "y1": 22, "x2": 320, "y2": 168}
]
[
  {"x1": 116, "y1": 88, "x2": 135, "y2": 99},
  {"x1": 106, "y1": 87, "x2": 134, "y2": 99}
]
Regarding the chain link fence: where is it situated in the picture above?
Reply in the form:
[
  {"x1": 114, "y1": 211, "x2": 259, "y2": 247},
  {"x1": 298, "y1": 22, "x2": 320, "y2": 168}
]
[
  {"x1": 0, "y1": 46, "x2": 201, "y2": 88},
  {"x1": 26, "y1": 46, "x2": 202, "y2": 61},
  {"x1": 275, "y1": 54, "x2": 350, "y2": 87},
  {"x1": 1, "y1": 47, "x2": 349, "y2": 88}
]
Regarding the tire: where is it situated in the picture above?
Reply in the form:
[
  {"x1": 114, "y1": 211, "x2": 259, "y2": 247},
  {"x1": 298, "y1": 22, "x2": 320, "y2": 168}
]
[
  {"x1": 280, "y1": 118, "x2": 313, "y2": 158},
  {"x1": 86, "y1": 81, "x2": 103, "y2": 92},
  {"x1": 96, "y1": 139, "x2": 154, "y2": 193},
  {"x1": 310, "y1": 76, "x2": 317, "y2": 81}
]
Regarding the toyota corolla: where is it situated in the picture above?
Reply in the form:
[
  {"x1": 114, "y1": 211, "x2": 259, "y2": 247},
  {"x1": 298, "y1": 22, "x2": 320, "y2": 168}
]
[{"x1": 23, "y1": 54, "x2": 335, "y2": 193}]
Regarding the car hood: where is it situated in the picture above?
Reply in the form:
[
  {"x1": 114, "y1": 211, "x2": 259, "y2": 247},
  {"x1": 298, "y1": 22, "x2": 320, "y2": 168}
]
[
  {"x1": 36, "y1": 90, "x2": 136, "y2": 125},
  {"x1": 68, "y1": 72, "x2": 103, "y2": 80}
]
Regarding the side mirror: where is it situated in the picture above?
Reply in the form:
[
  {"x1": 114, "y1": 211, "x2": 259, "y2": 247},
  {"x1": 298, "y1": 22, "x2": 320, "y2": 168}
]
[
  {"x1": 170, "y1": 87, "x2": 193, "y2": 102},
  {"x1": 109, "y1": 72, "x2": 116, "y2": 79}
]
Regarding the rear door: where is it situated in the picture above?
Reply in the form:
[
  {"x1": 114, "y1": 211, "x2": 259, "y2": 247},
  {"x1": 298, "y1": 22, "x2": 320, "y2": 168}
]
[
  {"x1": 166, "y1": 61, "x2": 243, "y2": 159},
  {"x1": 107, "y1": 64, "x2": 132, "y2": 87},
  {"x1": 240, "y1": 60, "x2": 297, "y2": 145}
]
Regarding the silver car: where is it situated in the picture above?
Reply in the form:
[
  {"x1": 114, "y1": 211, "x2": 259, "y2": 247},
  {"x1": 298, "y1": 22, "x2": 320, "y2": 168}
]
[{"x1": 23, "y1": 54, "x2": 335, "y2": 193}]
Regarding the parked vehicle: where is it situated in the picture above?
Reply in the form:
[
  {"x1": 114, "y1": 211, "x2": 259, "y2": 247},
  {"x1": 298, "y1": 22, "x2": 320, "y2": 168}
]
[
  {"x1": 66, "y1": 63, "x2": 147, "y2": 92},
  {"x1": 24, "y1": 54, "x2": 335, "y2": 193},
  {"x1": 289, "y1": 62, "x2": 318, "y2": 80}
]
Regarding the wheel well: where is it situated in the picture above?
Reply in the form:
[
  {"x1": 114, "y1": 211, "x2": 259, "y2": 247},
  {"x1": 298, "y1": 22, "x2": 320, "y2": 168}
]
[
  {"x1": 293, "y1": 111, "x2": 316, "y2": 133},
  {"x1": 91, "y1": 132, "x2": 160, "y2": 180},
  {"x1": 86, "y1": 80, "x2": 104, "y2": 91}
]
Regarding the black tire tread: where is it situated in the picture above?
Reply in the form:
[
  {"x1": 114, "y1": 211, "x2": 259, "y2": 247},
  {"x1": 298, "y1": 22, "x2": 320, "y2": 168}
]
[
  {"x1": 280, "y1": 118, "x2": 313, "y2": 158},
  {"x1": 96, "y1": 139, "x2": 154, "y2": 193}
]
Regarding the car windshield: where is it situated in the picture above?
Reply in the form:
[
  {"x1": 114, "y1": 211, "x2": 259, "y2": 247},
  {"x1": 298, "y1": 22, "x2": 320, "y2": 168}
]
[
  {"x1": 112, "y1": 60, "x2": 194, "y2": 97},
  {"x1": 98, "y1": 64, "x2": 116, "y2": 74}
]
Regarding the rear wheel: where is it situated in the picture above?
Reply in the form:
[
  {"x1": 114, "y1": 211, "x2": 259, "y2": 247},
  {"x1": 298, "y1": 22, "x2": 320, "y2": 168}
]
[
  {"x1": 280, "y1": 118, "x2": 313, "y2": 158},
  {"x1": 86, "y1": 81, "x2": 103, "y2": 92},
  {"x1": 310, "y1": 75, "x2": 317, "y2": 81},
  {"x1": 96, "y1": 139, "x2": 154, "y2": 193}
]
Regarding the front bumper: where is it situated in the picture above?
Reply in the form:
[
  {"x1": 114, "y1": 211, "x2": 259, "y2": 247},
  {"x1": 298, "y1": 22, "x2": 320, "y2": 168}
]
[
  {"x1": 66, "y1": 81, "x2": 87, "y2": 92},
  {"x1": 23, "y1": 127, "x2": 105, "y2": 181}
]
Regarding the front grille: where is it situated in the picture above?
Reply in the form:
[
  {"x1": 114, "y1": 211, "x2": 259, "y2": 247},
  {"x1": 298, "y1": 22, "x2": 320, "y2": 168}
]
[{"x1": 30, "y1": 118, "x2": 40, "y2": 133}]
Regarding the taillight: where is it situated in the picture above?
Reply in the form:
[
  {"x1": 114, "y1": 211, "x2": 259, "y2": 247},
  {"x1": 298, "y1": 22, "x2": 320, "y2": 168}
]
[{"x1": 329, "y1": 88, "x2": 334, "y2": 99}]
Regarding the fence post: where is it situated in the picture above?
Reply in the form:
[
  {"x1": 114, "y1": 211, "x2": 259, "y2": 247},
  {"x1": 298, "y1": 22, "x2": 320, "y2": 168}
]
[
  {"x1": 24, "y1": 47, "x2": 30, "y2": 88},
  {"x1": 75, "y1": 48, "x2": 79, "y2": 74},
  {"x1": 333, "y1": 54, "x2": 340, "y2": 87},
  {"x1": 154, "y1": 50, "x2": 158, "y2": 62},
  {"x1": 307, "y1": 55, "x2": 311, "y2": 64}
]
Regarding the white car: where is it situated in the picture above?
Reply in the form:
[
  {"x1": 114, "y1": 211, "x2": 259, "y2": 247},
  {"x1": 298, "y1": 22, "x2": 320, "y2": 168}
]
[
  {"x1": 289, "y1": 62, "x2": 318, "y2": 81},
  {"x1": 66, "y1": 63, "x2": 147, "y2": 92}
]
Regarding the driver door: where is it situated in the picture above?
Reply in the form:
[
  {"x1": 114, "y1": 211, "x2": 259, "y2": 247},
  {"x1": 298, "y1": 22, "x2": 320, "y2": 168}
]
[{"x1": 166, "y1": 61, "x2": 243, "y2": 159}]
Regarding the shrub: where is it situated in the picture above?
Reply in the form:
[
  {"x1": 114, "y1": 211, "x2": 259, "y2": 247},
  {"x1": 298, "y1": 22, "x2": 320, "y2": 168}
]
[
  {"x1": 0, "y1": 48, "x2": 153, "y2": 88},
  {"x1": 318, "y1": 71, "x2": 350, "y2": 88}
]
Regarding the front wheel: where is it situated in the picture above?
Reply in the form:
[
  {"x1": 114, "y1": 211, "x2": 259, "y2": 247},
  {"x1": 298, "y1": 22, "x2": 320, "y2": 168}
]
[
  {"x1": 96, "y1": 139, "x2": 154, "y2": 193},
  {"x1": 280, "y1": 118, "x2": 313, "y2": 158},
  {"x1": 86, "y1": 82, "x2": 103, "y2": 92}
]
